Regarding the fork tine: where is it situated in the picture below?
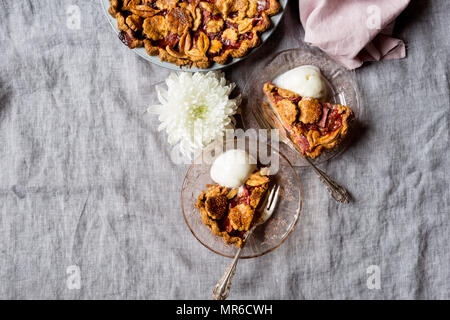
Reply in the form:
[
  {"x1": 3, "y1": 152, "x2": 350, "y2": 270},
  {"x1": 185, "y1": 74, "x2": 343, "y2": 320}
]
[
  {"x1": 252, "y1": 110, "x2": 263, "y2": 127},
  {"x1": 252, "y1": 109, "x2": 263, "y2": 127},
  {"x1": 261, "y1": 103, "x2": 278, "y2": 128},
  {"x1": 261, "y1": 102, "x2": 279, "y2": 124},
  {"x1": 267, "y1": 185, "x2": 280, "y2": 212},
  {"x1": 261, "y1": 103, "x2": 289, "y2": 138},
  {"x1": 256, "y1": 103, "x2": 304, "y2": 156},
  {"x1": 256, "y1": 102, "x2": 286, "y2": 139},
  {"x1": 253, "y1": 108, "x2": 272, "y2": 130},
  {"x1": 266, "y1": 184, "x2": 277, "y2": 209},
  {"x1": 260, "y1": 184, "x2": 275, "y2": 210}
]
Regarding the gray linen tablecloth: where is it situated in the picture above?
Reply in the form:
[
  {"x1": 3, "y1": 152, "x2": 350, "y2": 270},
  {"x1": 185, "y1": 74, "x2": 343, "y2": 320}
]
[{"x1": 0, "y1": 0, "x2": 448, "y2": 299}]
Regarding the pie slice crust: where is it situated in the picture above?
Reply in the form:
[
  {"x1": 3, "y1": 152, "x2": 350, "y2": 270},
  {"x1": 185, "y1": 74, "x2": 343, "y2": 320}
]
[
  {"x1": 195, "y1": 169, "x2": 270, "y2": 248},
  {"x1": 263, "y1": 82, "x2": 354, "y2": 159}
]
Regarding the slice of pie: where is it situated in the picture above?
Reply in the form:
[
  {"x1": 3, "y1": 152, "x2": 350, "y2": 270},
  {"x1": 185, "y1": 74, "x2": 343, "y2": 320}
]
[
  {"x1": 195, "y1": 170, "x2": 270, "y2": 247},
  {"x1": 263, "y1": 82, "x2": 354, "y2": 159}
]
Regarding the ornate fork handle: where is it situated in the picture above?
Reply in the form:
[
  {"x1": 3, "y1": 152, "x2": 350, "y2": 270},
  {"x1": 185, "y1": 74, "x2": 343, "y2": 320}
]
[
  {"x1": 275, "y1": 129, "x2": 351, "y2": 203},
  {"x1": 253, "y1": 106, "x2": 351, "y2": 203},
  {"x1": 272, "y1": 131, "x2": 350, "y2": 203},
  {"x1": 304, "y1": 157, "x2": 350, "y2": 203},
  {"x1": 212, "y1": 229, "x2": 254, "y2": 300}
]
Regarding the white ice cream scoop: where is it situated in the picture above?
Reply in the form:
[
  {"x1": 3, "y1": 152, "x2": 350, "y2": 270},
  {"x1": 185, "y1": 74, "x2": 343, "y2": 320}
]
[
  {"x1": 274, "y1": 65, "x2": 328, "y2": 100},
  {"x1": 210, "y1": 149, "x2": 257, "y2": 188}
]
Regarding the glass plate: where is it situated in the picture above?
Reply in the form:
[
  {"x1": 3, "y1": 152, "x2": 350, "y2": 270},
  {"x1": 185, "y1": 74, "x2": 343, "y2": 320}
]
[
  {"x1": 99, "y1": 0, "x2": 288, "y2": 72},
  {"x1": 241, "y1": 47, "x2": 361, "y2": 166},
  {"x1": 181, "y1": 139, "x2": 302, "y2": 259}
]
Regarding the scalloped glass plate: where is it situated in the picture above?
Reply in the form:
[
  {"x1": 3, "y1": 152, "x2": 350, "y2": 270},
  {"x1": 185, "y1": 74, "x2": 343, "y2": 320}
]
[
  {"x1": 181, "y1": 139, "x2": 302, "y2": 259},
  {"x1": 100, "y1": 0, "x2": 287, "y2": 72},
  {"x1": 241, "y1": 47, "x2": 361, "y2": 166}
]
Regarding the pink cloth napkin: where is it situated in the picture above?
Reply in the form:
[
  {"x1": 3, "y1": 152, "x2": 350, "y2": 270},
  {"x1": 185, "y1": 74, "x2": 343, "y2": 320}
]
[{"x1": 299, "y1": 0, "x2": 410, "y2": 69}]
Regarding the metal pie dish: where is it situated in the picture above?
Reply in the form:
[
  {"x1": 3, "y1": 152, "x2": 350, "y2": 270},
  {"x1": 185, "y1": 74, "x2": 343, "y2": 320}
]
[{"x1": 100, "y1": 0, "x2": 287, "y2": 72}]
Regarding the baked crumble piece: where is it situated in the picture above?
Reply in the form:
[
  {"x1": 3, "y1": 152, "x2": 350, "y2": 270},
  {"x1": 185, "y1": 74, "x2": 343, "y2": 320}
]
[
  {"x1": 195, "y1": 169, "x2": 270, "y2": 247},
  {"x1": 108, "y1": 0, "x2": 282, "y2": 68}
]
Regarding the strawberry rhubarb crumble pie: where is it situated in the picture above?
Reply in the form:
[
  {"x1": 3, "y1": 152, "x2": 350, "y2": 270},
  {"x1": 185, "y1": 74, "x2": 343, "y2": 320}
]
[
  {"x1": 263, "y1": 82, "x2": 354, "y2": 159},
  {"x1": 108, "y1": 0, "x2": 282, "y2": 68},
  {"x1": 195, "y1": 169, "x2": 270, "y2": 247}
]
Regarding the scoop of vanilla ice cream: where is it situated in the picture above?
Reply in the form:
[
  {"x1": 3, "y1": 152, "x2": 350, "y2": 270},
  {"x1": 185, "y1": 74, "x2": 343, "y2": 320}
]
[
  {"x1": 274, "y1": 65, "x2": 327, "y2": 100},
  {"x1": 210, "y1": 149, "x2": 257, "y2": 188}
]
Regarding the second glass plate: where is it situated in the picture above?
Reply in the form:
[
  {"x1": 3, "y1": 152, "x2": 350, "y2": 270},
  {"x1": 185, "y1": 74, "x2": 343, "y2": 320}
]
[{"x1": 241, "y1": 47, "x2": 361, "y2": 166}]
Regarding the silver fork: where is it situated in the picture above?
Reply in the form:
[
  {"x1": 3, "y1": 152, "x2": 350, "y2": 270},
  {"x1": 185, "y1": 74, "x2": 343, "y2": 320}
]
[
  {"x1": 212, "y1": 184, "x2": 280, "y2": 300},
  {"x1": 253, "y1": 104, "x2": 350, "y2": 203}
]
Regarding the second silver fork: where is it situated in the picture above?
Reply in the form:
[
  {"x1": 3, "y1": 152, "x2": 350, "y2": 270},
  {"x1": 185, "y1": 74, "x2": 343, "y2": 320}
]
[
  {"x1": 212, "y1": 184, "x2": 281, "y2": 300},
  {"x1": 253, "y1": 105, "x2": 350, "y2": 203}
]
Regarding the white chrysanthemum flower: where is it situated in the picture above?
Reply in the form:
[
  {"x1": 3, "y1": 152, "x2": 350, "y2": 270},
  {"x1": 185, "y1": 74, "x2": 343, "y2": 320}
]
[{"x1": 148, "y1": 72, "x2": 241, "y2": 158}]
